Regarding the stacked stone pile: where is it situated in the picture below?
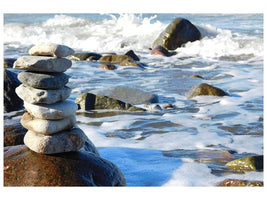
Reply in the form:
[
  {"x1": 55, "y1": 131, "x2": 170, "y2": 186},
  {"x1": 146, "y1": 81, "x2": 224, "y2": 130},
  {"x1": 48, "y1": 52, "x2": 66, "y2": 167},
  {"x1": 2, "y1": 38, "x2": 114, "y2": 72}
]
[{"x1": 13, "y1": 43, "x2": 86, "y2": 154}]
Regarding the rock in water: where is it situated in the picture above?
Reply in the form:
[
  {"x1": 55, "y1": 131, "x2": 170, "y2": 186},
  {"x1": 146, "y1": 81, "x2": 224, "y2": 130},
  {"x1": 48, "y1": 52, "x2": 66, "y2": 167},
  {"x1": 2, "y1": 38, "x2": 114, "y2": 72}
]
[
  {"x1": 75, "y1": 93, "x2": 145, "y2": 111},
  {"x1": 68, "y1": 52, "x2": 102, "y2": 61},
  {"x1": 4, "y1": 69, "x2": 24, "y2": 112},
  {"x1": 23, "y1": 127, "x2": 85, "y2": 154},
  {"x1": 29, "y1": 43, "x2": 74, "y2": 58},
  {"x1": 4, "y1": 120, "x2": 27, "y2": 146},
  {"x1": 21, "y1": 112, "x2": 76, "y2": 135},
  {"x1": 4, "y1": 145, "x2": 126, "y2": 186},
  {"x1": 13, "y1": 56, "x2": 72, "y2": 73},
  {"x1": 18, "y1": 71, "x2": 69, "y2": 89},
  {"x1": 95, "y1": 86, "x2": 159, "y2": 104},
  {"x1": 186, "y1": 83, "x2": 228, "y2": 99},
  {"x1": 226, "y1": 155, "x2": 263, "y2": 171},
  {"x1": 217, "y1": 179, "x2": 263, "y2": 187},
  {"x1": 16, "y1": 84, "x2": 71, "y2": 104},
  {"x1": 24, "y1": 100, "x2": 78, "y2": 120},
  {"x1": 152, "y1": 18, "x2": 201, "y2": 50}
]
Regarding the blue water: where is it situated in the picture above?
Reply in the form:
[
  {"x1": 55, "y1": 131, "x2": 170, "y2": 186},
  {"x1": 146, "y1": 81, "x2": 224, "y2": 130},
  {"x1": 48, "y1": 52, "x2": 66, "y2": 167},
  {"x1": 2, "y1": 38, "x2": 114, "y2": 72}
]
[{"x1": 3, "y1": 13, "x2": 264, "y2": 186}]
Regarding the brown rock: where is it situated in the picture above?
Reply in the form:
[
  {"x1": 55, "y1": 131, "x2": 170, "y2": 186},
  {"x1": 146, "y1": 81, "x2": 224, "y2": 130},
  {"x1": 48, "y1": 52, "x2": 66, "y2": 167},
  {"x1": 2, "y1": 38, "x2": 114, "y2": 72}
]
[
  {"x1": 99, "y1": 64, "x2": 117, "y2": 70},
  {"x1": 99, "y1": 55, "x2": 132, "y2": 64},
  {"x1": 4, "y1": 120, "x2": 27, "y2": 147},
  {"x1": 217, "y1": 179, "x2": 263, "y2": 187},
  {"x1": 151, "y1": 45, "x2": 171, "y2": 56},
  {"x1": 186, "y1": 83, "x2": 228, "y2": 99},
  {"x1": 4, "y1": 145, "x2": 126, "y2": 186}
]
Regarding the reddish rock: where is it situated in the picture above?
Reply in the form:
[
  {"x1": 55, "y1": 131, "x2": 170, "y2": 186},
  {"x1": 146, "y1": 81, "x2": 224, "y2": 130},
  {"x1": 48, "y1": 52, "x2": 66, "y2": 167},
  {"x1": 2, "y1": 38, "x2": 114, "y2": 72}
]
[
  {"x1": 99, "y1": 64, "x2": 117, "y2": 70},
  {"x1": 218, "y1": 179, "x2": 263, "y2": 187},
  {"x1": 4, "y1": 120, "x2": 27, "y2": 147},
  {"x1": 4, "y1": 145, "x2": 126, "y2": 186},
  {"x1": 151, "y1": 45, "x2": 171, "y2": 56}
]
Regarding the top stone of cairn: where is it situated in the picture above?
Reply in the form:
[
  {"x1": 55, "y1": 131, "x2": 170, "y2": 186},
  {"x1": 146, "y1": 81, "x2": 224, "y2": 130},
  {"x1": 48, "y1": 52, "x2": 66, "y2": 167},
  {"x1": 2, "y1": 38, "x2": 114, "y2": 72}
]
[{"x1": 29, "y1": 43, "x2": 74, "y2": 58}]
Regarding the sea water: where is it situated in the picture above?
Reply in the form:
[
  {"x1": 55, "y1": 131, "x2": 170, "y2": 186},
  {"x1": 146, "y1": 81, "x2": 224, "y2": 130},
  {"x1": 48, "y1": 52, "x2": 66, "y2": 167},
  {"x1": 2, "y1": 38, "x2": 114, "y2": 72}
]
[{"x1": 3, "y1": 13, "x2": 263, "y2": 186}]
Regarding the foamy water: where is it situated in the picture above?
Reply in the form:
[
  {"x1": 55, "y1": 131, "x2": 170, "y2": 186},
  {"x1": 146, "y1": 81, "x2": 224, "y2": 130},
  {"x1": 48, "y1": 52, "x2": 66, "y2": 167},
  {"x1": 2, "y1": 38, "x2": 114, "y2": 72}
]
[{"x1": 3, "y1": 13, "x2": 263, "y2": 186}]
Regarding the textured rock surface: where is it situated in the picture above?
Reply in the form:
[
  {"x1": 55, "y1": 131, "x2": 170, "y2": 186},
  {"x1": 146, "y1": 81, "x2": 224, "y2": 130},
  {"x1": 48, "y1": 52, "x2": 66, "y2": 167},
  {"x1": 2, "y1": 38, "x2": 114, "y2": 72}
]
[
  {"x1": 4, "y1": 69, "x2": 24, "y2": 112},
  {"x1": 186, "y1": 83, "x2": 228, "y2": 99},
  {"x1": 4, "y1": 145, "x2": 126, "y2": 186},
  {"x1": 99, "y1": 55, "x2": 132, "y2": 64},
  {"x1": 152, "y1": 18, "x2": 201, "y2": 50},
  {"x1": 23, "y1": 127, "x2": 85, "y2": 154},
  {"x1": 29, "y1": 43, "x2": 74, "y2": 58},
  {"x1": 21, "y1": 112, "x2": 76, "y2": 135},
  {"x1": 16, "y1": 84, "x2": 71, "y2": 104},
  {"x1": 24, "y1": 100, "x2": 78, "y2": 120},
  {"x1": 217, "y1": 179, "x2": 263, "y2": 187},
  {"x1": 95, "y1": 86, "x2": 159, "y2": 104},
  {"x1": 75, "y1": 93, "x2": 145, "y2": 111},
  {"x1": 68, "y1": 52, "x2": 102, "y2": 61},
  {"x1": 18, "y1": 71, "x2": 69, "y2": 89},
  {"x1": 226, "y1": 155, "x2": 263, "y2": 171},
  {"x1": 13, "y1": 56, "x2": 72, "y2": 72}
]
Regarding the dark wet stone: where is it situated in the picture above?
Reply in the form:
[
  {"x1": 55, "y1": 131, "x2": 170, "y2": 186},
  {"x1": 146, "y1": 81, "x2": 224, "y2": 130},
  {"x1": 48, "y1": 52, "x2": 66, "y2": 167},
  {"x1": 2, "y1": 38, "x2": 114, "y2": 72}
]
[
  {"x1": 186, "y1": 83, "x2": 228, "y2": 99},
  {"x1": 4, "y1": 120, "x2": 27, "y2": 147},
  {"x1": 99, "y1": 55, "x2": 132, "y2": 64},
  {"x1": 4, "y1": 58, "x2": 17, "y2": 68},
  {"x1": 68, "y1": 53, "x2": 102, "y2": 61},
  {"x1": 4, "y1": 69, "x2": 24, "y2": 112},
  {"x1": 4, "y1": 145, "x2": 126, "y2": 186},
  {"x1": 99, "y1": 64, "x2": 117, "y2": 70},
  {"x1": 152, "y1": 18, "x2": 201, "y2": 50},
  {"x1": 125, "y1": 50, "x2": 140, "y2": 61},
  {"x1": 18, "y1": 71, "x2": 69, "y2": 89},
  {"x1": 191, "y1": 74, "x2": 204, "y2": 79},
  {"x1": 75, "y1": 93, "x2": 145, "y2": 112},
  {"x1": 226, "y1": 155, "x2": 263, "y2": 172},
  {"x1": 217, "y1": 179, "x2": 263, "y2": 187}
]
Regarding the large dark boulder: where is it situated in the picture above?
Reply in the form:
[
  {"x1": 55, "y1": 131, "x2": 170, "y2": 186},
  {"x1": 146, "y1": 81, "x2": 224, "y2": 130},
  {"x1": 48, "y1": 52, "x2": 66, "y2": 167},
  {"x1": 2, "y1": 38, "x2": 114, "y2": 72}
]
[
  {"x1": 4, "y1": 145, "x2": 126, "y2": 186},
  {"x1": 4, "y1": 69, "x2": 24, "y2": 112},
  {"x1": 75, "y1": 93, "x2": 145, "y2": 111},
  {"x1": 152, "y1": 18, "x2": 201, "y2": 50},
  {"x1": 186, "y1": 83, "x2": 228, "y2": 99}
]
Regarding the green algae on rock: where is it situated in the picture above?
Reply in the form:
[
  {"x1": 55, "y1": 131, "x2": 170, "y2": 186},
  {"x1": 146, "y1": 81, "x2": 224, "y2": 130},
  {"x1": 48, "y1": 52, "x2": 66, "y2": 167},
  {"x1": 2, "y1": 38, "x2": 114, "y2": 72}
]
[{"x1": 225, "y1": 155, "x2": 263, "y2": 172}]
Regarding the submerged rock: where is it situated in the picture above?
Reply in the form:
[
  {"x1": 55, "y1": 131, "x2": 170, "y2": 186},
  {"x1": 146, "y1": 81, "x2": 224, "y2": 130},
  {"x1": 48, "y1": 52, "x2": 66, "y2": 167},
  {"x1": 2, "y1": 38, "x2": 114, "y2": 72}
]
[
  {"x1": 99, "y1": 55, "x2": 132, "y2": 64},
  {"x1": 4, "y1": 145, "x2": 126, "y2": 186},
  {"x1": 152, "y1": 18, "x2": 201, "y2": 50},
  {"x1": 217, "y1": 179, "x2": 263, "y2": 187},
  {"x1": 75, "y1": 93, "x2": 145, "y2": 111},
  {"x1": 4, "y1": 120, "x2": 27, "y2": 147},
  {"x1": 4, "y1": 69, "x2": 24, "y2": 112},
  {"x1": 186, "y1": 83, "x2": 228, "y2": 99},
  {"x1": 68, "y1": 52, "x2": 102, "y2": 61},
  {"x1": 99, "y1": 64, "x2": 117, "y2": 70},
  {"x1": 95, "y1": 86, "x2": 159, "y2": 104},
  {"x1": 225, "y1": 155, "x2": 263, "y2": 172}
]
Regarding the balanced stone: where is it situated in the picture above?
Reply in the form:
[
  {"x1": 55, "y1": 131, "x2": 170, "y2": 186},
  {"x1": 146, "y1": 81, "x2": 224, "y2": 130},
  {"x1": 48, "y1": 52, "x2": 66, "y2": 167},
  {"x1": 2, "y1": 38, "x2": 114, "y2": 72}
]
[
  {"x1": 18, "y1": 71, "x2": 69, "y2": 89},
  {"x1": 24, "y1": 127, "x2": 86, "y2": 154},
  {"x1": 16, "y1": 84, "x2": 71, "y2": 104},
  {"x1": 29, "y1": 43, "x2": 74, "y2": 58},
  {"x1": 21, "y1": 112, "x2": 76, "y2": 135},
  {"x1": 24, "y1": 100, "x2": 78, "y2": 120},
  {"x1": 13, "y1": 56, "x2": 72, "y2": 73}
]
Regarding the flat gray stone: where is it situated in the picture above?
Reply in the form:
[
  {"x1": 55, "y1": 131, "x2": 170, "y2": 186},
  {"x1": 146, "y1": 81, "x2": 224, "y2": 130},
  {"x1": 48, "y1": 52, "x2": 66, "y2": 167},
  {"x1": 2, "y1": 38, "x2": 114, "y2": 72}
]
[
  {"x1": 16, "y1": 84, "x2": 71, "y2": 104},
  {"x1": 21, "y1": 112, "x2": 76, "y2": 135},
  {"x1": 13, "y1": 56, "x2": 72, "y2": 73},
  {"x1": 24, "y1": 127, "x2": 86, "y2": 154},
  {"x1": 18, "y1": 71, "x2": 69, "y2": 89},
  {"x1": 29, "y1": 43, "x2": 74, "y2": 58},
  {"x1": 24, "y1": 100, "x2": 78, "y2": 120}
]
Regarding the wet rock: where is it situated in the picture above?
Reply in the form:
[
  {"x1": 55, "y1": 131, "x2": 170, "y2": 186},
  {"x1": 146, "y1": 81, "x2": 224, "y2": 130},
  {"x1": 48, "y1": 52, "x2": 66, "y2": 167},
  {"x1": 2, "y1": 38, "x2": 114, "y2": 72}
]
[
  {"x1": 16, "y1": 84, "x2": 71, "y2": 104},
  {"x1": 152, "y1": 18, "x2": 201, "y2": 50},
  {"x1": 99, "y1": 55, "x2": 132, "y2": 64},
  {"x1": 4, "y1": 145, "x2": 126, "y2": 186},
  {"x1": 4, "y1": 69, "x2": 24, "y2": 112},
  {"x1": 151, "y1": 45, "x2": 171, "y2": 56},
  {"x1": 186, "y1": 83, "x2": 228, "y2": 99},
  {"x1": 4, "y1": 120, "x2": 27, "y2": 147},
  {"x1": 191, "y1": 74, "x2": 204, "y2": 79},
  {"x1": 68, "y1": 52, "x2": 102, "y2": 61},
  {"x1": 125, "y1": 50, "x2": 140, "y2": 61},
  {"x1": 99, "y1": 64, "x2": 117, "y2": 70},
  {"x1": 24, "y1": 127, "x2": 85, "y2": 154},
  {"x1": 94, "y1": 86, "x2": 159, "y2": 104},
  {"x1": 29, "y1": 43, "x2": 74, "y2": 58},
  {"x1": 217, "y1": 179, "x2": 263, "y2": 187},
  {"x1": 4, "y1": 58, "x2": 17, "y2": 68},
  {"x1": 120, "y1": 59, "x2": 144, "y2": 67},
  {"x1": 226, "y1": 155, "x2": 263, "y2": 172},
  {"x1": 75, "y1": 93, "x2": 145, "y2": 111},
  {"x1": 13, "y1": 56, "x2": 72, "y2": 73},
  {"x1": 18, "y1": 71, "x2": 69, "y2": 89}
]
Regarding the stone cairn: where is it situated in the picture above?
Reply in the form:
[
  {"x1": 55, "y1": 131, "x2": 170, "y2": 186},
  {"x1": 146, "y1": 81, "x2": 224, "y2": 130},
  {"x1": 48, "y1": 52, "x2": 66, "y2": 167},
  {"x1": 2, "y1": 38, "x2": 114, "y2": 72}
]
[{"x1": 13, "y1": 43, "x2": 86, "y2": 154}]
